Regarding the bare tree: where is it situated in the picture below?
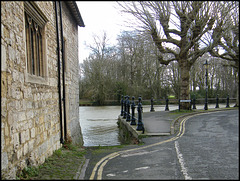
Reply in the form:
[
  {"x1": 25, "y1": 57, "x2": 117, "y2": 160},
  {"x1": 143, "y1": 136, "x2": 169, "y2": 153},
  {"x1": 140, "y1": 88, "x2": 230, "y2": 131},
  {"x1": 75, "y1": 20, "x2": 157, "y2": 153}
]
[
  {"x1": 209, "y1": 1, "x2": 239, "y2": 106},
  {"x1": 81, "y1": 32, "x2": 118, "y2": 104},
  {"x1": 118, "y1": 1, "x2": 234, "y2": 109}
]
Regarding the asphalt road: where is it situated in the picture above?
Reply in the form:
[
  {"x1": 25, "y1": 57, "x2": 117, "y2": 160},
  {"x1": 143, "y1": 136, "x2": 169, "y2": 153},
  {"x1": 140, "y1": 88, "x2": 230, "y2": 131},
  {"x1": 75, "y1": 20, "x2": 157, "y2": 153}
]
[
  {"x1": 85, "y1": 109, "x2": 239, "y2": 180},
  {"x1": 176, "y1": 109, "x2": 239, "y2": 180}
]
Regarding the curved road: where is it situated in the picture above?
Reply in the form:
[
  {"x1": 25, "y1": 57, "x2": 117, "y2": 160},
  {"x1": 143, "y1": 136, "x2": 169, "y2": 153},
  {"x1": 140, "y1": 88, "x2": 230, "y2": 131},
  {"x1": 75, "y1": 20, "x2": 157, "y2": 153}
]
[
  {"x1": 87, "y1": 109, "x2": 239, "y2": 180},
  {"x1": 176, "y1": 109, "x2": 239, "y2": 179}
]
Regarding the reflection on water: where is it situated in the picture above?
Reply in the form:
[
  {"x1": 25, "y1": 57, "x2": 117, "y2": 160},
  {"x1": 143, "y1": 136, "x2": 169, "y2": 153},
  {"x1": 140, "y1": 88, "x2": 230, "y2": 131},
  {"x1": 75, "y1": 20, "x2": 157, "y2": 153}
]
[{"x1": 79, "y1": 106, "x2": 121, "y2": 147}]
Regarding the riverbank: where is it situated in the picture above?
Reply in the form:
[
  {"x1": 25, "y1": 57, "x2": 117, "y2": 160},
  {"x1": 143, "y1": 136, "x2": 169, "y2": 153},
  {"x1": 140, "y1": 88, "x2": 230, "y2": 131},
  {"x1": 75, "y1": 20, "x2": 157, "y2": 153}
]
[
  {"x1": 79, "y1": 99, "x2": 176, "y2": 106},
  {"x1": 79, "y1": 99, "x2": 120, "y2": 106},
  {"x1": 79, "y1": 98, "x2": 236, "y2": 106}
]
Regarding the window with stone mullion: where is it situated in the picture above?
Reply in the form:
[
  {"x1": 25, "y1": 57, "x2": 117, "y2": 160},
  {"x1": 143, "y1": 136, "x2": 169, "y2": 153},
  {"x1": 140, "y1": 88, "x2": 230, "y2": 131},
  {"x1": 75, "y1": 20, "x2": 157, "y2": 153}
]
[{"x1": 25, "y1": 13, "x2": 43, "y2": 77}]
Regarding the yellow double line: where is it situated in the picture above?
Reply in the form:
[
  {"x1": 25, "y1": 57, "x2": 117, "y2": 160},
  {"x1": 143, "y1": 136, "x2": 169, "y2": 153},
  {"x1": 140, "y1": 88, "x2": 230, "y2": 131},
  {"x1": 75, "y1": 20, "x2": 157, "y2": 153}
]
[{"x1": 89, "y1": 112, "x2": 207, "y2": 180}]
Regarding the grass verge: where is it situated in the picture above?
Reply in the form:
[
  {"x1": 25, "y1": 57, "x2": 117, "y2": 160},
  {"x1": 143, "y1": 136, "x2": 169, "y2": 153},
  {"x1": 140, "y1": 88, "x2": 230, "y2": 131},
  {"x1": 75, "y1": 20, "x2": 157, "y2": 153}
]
[{"x1": 16, "y1": 142, "x2": 86, "y2": 180}]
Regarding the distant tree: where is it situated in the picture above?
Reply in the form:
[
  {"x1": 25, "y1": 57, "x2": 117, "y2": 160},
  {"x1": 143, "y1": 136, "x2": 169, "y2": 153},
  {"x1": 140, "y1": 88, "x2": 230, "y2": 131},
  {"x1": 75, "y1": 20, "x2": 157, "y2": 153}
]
[
  {"x1": 118, "y1": 1, "x2": 234, "y2": 109},
  {"x1": 80, "y1": 32, "x2": 118, "y2": 104}
]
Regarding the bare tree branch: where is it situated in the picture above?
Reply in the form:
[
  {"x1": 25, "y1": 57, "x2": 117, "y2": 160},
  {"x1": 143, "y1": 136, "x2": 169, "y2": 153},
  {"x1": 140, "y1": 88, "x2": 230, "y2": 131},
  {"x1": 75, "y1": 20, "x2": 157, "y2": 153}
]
[{"x1": 117, "y1": 1, "x2": 237, "y2": 109}]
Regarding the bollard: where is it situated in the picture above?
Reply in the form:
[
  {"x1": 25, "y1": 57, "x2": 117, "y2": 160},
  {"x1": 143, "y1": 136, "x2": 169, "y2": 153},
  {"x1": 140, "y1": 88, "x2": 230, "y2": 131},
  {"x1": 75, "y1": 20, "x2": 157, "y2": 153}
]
[
  {"x1": 150, "y1": 96, "x2": 155, "y2": 112},
  {"x1": 136, "y1": 96, "x2": 144, "y2": 131},
  {"x1": 120, "y1": 95, "x2": 124, "y2": 116},
  {"x1": 130, "y1": 96, "x2": 136, "y2": 125},
  {"x1": 215, "y1": 94, "x2": 219, "y2": 108},
  {"x1": 178, "y1": 99, "x2": 180, "y2": 111},
  {"x1": 123, "y1": 96, "x2": 127, "y2": 119},
  {"x1": 165, "y1": 97, "x2": 169, "y2": 111},
  {"x1": 126, "y1": 96, "x2": 131, "y2": 122},
  {"x1": 192, "y1": 94, "x2": 196, "y2": 109},
  {"x1": 226, "y1": 94, "x2": 230, "y2": 108}
]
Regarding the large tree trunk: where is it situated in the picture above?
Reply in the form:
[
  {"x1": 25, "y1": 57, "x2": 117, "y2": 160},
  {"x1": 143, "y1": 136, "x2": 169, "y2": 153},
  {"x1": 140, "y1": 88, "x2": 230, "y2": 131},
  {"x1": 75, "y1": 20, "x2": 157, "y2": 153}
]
[{"x1": 179, "y1": 60, "x2": 191, "y2": 110}]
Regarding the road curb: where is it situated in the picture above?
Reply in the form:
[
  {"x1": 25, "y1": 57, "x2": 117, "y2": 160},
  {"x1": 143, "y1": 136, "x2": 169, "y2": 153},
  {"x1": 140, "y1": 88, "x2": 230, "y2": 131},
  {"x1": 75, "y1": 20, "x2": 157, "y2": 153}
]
[
  {"x1": 118, "y1": 107, "x2": 238, "y2": 144},
  {"x1": 170, "y1": 107, "x2": 238, "y2": 134},
  {"x1": 76, "y1": 158, "x2": 89, "y2": 180}
]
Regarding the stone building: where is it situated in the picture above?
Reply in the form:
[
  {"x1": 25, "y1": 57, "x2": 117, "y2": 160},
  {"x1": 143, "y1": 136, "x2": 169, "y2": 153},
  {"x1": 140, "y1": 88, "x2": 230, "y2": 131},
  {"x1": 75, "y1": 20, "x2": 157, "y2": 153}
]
[{"x1": 1, "y1": 1, "x2": 85, "y2": 179}]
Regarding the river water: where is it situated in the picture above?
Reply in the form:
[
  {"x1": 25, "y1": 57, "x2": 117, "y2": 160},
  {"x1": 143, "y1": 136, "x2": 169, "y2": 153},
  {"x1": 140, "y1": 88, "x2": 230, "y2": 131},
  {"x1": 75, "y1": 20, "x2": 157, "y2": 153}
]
[
  {"x1": 79, "y1": 103, "x2": 234, "y2": 147},
  {"x1": 79, "y1": 106, "x2": 121, "y2": 147},
  {"x1": 79, "y1": 105, "x2": 179, "y2": 147}
]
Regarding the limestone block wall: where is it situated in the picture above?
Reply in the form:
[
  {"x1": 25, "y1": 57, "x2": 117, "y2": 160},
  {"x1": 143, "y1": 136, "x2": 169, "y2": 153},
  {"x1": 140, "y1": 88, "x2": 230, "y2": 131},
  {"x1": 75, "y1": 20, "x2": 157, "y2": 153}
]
[
  {"x1": 61, "y1": 2, "x2": 83, "y2": 145},
  {"x1": 1, "y1": 1, "x2": 83, "y2": 179}
]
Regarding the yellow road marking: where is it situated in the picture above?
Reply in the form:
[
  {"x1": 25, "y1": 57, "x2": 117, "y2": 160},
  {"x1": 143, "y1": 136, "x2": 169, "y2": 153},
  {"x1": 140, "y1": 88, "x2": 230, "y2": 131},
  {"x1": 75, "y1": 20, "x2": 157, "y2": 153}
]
[
  {"x1": 90, "y1": 111, "x2": 213, "y2": 180},
  {"x1": 89, "y1": 152, "x2": 120, "y2": 179},
  {"x1": 97, "y1": 153, "x2": 120, "y2": 179}
]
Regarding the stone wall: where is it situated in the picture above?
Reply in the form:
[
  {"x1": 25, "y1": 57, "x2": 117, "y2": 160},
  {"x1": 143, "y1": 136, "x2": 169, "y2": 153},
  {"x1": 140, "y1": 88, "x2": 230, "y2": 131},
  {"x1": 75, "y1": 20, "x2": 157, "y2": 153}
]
[
  {"x1": 61, "y1": 2, "x2": 83, "y2": 145},
  {"x1": 1, "y1": 1, "x2": 83, "y2": 179},
  {"x1": 117, "y1": 116, "x2": 141, "y2": 144}
]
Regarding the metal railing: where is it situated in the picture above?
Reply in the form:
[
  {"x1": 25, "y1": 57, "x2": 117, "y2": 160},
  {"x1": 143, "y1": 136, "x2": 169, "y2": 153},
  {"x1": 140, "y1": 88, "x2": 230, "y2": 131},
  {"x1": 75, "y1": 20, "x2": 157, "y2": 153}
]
[{"x1": 120, "y1": 94, "x2": 237, "y2": 133}]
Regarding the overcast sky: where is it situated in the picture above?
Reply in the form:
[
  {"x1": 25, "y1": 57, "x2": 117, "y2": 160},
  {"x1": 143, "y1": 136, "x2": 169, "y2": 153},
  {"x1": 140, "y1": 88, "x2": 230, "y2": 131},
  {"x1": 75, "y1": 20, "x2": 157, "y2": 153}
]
[{"x1": 76, "y1": 1, "x2": 134, "y2": 63}]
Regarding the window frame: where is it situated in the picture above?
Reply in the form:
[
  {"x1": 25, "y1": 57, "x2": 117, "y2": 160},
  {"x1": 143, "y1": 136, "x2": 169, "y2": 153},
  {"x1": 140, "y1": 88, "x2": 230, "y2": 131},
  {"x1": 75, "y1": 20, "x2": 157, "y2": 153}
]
[{"x1": 24, "y1": 2, "x2": 48, "y2": 85}]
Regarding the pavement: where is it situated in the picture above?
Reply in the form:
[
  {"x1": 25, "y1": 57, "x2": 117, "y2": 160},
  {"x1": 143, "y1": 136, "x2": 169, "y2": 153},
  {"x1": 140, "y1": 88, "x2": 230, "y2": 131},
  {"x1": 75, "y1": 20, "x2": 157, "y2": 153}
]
[
  {"x1": 119, "y1": 103, "x2": 237, "y2": 139},
  {"x1": 143, "y1": 111, "x2": 178, "y2": 135}
]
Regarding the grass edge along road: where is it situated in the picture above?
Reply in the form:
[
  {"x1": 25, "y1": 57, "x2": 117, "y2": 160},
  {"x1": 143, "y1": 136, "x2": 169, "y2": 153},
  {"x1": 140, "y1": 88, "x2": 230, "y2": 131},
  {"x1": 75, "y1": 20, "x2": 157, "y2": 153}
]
[
  {"x1": 89, "y1": 108, "x2": 237, "y2": 180},
  {"x1": 16, "y1": 139, "x2": 86, "y2": 180}
]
